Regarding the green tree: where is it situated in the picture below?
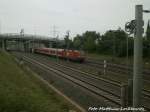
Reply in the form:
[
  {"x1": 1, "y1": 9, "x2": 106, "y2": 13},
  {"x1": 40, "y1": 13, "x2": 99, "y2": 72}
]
[
  {"x1": 98, "y1": 29, "x2": 128, "y2": 57},
  {"x1": 82, "y1": 31, "x2": 100, "y2": 52},
  {"x1": 73, "y1": 31, "x2": 101, "y2": 52},
  {"x1": 143, "y1": 39, "x2": 150, "y2": 57},
  {"x1": 73, "y1": 34, "x2": 83, "y2": 50}
]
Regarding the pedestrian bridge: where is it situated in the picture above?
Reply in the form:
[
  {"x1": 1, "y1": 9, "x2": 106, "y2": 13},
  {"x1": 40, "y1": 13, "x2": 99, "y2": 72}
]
[
  {"x1": 0, "y1": 33, "x2": 62, "y2": 51},
  {"x1": 0, "y1": 33, "x2": 56, "y2": 42}
]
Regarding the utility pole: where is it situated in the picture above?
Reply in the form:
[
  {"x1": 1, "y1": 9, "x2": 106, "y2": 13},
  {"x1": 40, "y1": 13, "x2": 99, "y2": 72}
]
[
  {"x1": 52, "y1": 25, "x2": 60, "y2": 61},
  {"x1": 113, "y1": 32, "x2": 116, "y2": 61},
  {"x1": 53, "y1": 25, "x2": 56, "y2": 39},
  {"x1": 66, "y1": 30, "x2": 70, "y2": 50},
  {"x1": 133, "y1": 5, "x2": 144, "y2": 110},
  {"x1": 56, "y1": 35, "x2": 59, "y2": 63},
  {"x1": 50, "y1": 25, "x2": 59, "y2": 48},
  {"x1": 52, "y1": 25, "x2": 59, "y2": 40},
  {"x1": 125, "y1": 18, "x2": 136, "y2": 107},
  {"x1": 66, "y1": 30, "x2": 70, "y2": 62},
  {"x1": 124, "y1": 6, "x2": 150, "y2": 107},
  {"x1": 0, "y1": 20, "x2": 1, "y2": 34}
]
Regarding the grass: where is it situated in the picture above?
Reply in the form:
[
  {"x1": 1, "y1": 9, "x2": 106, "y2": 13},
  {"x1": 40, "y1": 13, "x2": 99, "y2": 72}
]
[
  {"x1": 0, "y1": 51, "x2": 77, "y2": 112},
  {"x1": 87, "y1": 53, "x2": 150, "y2": 68},
  {"x1": 87, "y1": 53, "x2": 132, "y2": 64}
]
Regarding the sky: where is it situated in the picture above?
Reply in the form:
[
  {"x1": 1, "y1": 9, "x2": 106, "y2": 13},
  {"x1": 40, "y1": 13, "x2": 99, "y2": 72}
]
[{"x1": 0, "y1": 0, "x2": 150, "y2": 39}]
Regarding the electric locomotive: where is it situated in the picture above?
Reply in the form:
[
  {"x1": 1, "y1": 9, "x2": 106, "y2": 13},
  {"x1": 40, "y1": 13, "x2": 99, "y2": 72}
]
[{"x1": 34, "y1": 47, "x2": 85, "y2": 62}]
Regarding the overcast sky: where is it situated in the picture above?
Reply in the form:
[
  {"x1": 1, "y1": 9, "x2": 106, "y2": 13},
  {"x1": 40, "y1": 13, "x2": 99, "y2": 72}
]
[{"x1": 0, "y1": 0, "x2": 150, "y2": 38}]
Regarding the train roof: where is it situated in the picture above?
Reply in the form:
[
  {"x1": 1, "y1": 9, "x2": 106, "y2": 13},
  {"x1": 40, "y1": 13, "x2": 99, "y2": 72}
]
[
  {"x1": 37, "y1": 47, "x2": 64, "y2": 51},
  {"x1": 36, "y1": 47, "x2": 84, "y2": 53}
]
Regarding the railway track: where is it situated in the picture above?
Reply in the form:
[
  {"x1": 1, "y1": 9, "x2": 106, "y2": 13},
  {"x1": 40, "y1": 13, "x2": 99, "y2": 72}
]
[
  {"x1": 85, "y1": 59, "x2": 150, "y2": 111},
  {"x1": 34, "y1": 53, "x2": 127, "y2": 81},
  {"x1": 86, "y1": 59, "x2": 150, "y2": 77},
  {"x1": 12, "y1": 52, "x2": 150, "y2": 111},
  {"x1": 25, "y1": 53, "x2": 150, "y2": 88},
  {"x1": 85, "y1": 59, "x2": 150, "y2": 91},
  {"x1": 23, "y1": 55, "x2": 121, "y2": 105},
  {"x1": 14, "y1": 52, "x2": 150, "y2": 92}
]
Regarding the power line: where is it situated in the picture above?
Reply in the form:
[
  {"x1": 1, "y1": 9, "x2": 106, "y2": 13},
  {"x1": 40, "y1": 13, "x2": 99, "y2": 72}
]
[
  {"x1": 50, "y1": 25, "x2": 59, "y2": 38},
  {"x1": 0, "y1": 20, "x2": 2, "y2": 34}
]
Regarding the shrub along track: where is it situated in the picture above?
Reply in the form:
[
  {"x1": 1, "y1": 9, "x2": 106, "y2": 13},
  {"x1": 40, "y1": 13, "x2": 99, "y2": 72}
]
[{"x1": 12, "y1": 52, "x2": 150, "y2": 111}]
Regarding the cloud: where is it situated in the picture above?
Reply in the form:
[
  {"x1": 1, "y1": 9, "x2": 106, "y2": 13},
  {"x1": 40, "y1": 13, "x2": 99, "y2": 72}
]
[{"x1": 0, "y1": 0, "x2": 149, "y2": 37}]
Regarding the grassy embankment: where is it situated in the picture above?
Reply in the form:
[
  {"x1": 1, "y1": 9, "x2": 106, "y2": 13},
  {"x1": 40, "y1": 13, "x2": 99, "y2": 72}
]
[{"x1": 0, "y1": 51, "x2": 78, "y2": 112}]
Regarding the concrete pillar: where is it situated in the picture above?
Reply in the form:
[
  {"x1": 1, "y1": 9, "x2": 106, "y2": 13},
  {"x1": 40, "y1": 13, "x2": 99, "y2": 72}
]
[
  {"x1": 133, "y1": 5, "x2": 143, "y2": 109},
  {"x1": 2, "y1": 39, "x2": 5, "y2": 50},
  {"x1": 0, "y1": 40, "x2": 2, "y2": 49}
]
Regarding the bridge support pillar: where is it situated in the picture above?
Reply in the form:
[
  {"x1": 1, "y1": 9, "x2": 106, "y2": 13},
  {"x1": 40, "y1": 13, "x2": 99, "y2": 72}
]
[
  {"x1": 2, "y1": 39, "x2": 6, "y2": 50},
  {"x1": 23, "y1": 40, "x2": 32, "y2": 52}
]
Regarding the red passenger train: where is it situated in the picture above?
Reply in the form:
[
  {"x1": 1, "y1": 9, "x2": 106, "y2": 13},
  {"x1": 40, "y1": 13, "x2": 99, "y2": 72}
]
[{"x1": 34, "y1": 48, "x2": 85, "y2": 62}]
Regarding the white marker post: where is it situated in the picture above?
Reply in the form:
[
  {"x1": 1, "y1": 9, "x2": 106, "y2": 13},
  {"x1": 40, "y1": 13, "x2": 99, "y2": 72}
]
[{"x1": 104, "y1": 60, "x2": 107, "y2": 75}]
